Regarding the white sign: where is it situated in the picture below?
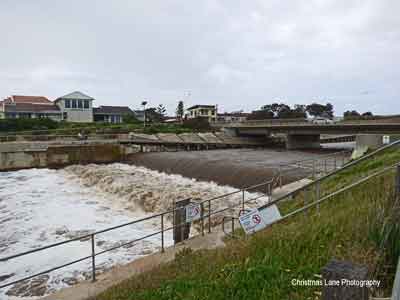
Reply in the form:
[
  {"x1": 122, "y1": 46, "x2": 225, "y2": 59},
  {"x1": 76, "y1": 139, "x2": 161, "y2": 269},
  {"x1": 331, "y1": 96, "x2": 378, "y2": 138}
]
[
  {"x1": 259, "y1": 204, "x2": 282, "y2": 226},
  {"x1": 185, "y1": 203, "x2": 201, "y2": 222},
  {"x1": 383, "y1": 135, "x2": 390, "y2": 145},
  {"x1": 239, "y1": 208, "x2": 267, "y2": 235}
]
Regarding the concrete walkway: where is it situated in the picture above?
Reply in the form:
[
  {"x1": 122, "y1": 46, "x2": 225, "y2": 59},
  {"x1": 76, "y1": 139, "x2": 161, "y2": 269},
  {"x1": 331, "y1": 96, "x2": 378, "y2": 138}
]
[{"x1": 42, "y1": 178, "x2": 312, "y2": 300}]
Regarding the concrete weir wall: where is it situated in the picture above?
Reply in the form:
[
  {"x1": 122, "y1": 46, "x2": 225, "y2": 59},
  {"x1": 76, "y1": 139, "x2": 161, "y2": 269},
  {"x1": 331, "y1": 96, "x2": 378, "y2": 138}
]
[{"x1": 0, "y1": 144, "x2": 126, "y2": 171}]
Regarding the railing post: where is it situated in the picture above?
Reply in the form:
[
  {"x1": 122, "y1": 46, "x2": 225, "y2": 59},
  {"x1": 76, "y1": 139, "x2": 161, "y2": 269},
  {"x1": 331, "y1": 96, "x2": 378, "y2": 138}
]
[
  {"x1": 200, "y1": 202, "x2": 205, "y2": 236},
  {"x1": 208, "y1": 200, "x2": 211, "y2": 233},
  {"x1": 396, "y1": 165, "x2": 400, "y2": 200},
  {"x1": 279, "y1": 165, "x2": 283, "y2": 189},
  {"x1": 91, "y1": 234, "x2": 96, "y2": 282},
  {"x1": 324, "y1": 159, "x2": 327, "y2": 174},
  {"x1": 312, "y1": 159, "x2": 316, "y2": 179},
  {"x1": 304, "y1": 187, "x2": 308, "y2": 216},
  {"x1": 242, "y1": 189, "x2": 245, "y2": 211},
  {"x1": 161, "y1": 213, "x2": 165, "y2": 253},
  {"x1": 334, "y1": 154, "x2": 337, "y2": 170},
  {"x1": 316, "y1": 180, "x2": 321, "y2": 215},
  {"x1": 231, "y1": 217, "x2": 235, "y2": 235}
]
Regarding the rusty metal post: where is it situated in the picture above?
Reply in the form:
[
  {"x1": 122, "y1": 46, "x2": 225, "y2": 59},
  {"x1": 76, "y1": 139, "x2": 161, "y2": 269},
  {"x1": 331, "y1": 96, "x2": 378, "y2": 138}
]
[
  {"x1": 161, "y1": 213, "x2": 165, "y2": 253},
  {"x1": 91, "y1": 234, "x2": 96, "y2": 282},
  {"x1": 231, "y1": 217, "x2": 235, "y2": 235}
]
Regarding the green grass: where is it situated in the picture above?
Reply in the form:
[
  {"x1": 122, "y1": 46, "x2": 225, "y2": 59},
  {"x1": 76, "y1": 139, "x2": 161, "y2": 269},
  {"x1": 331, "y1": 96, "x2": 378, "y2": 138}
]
[{"x1": 92, "y1": 147, "x2": 400, "y2": 300}]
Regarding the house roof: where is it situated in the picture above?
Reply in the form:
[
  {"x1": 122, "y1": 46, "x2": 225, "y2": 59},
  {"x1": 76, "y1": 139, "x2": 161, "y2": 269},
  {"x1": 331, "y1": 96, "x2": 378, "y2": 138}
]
[
  {"x1": 187, "y1": 105, "x2": 216, "y2": 110},
  {"x1": 4, "y1": 95, "x2": 52, "y2": 104},
  {"x1": 93, "y1": 106, "x2": 134, "y2": 115},
  {"x1": 56, "y1": 91, "x2": 94, "y2": 101},
  {"x1": 4, "y1": 102, "x2": 60, "y2": 113}
]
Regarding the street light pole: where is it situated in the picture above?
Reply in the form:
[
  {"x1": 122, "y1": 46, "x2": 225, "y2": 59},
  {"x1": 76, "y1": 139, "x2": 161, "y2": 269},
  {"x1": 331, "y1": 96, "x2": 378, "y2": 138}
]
[{"x1": 141, "y1": 101, "x2": 147, "y2": 128}]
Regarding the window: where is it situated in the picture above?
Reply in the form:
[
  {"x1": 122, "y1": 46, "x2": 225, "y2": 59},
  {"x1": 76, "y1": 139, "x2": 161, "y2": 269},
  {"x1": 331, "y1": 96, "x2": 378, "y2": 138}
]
[
  {"x1": 116, "y1": 115, "x2": 121, "y2": 123},
  {"x1": 110, "y1": 115, "x2": 116, "y2": 123},
  {"x1": 84, "y1": 100, "x2": 89, "y2": 109},
  {"x1": 72, "y1": 99, "x2": 77, "y2": 108},
  {"x1": 78, "y1": 100, "x2": 83, "y2": 109},
  {"x1": 65, "y1": 99, "x2": 71, "y2": 108},
  {"x1": 63, "y1": 112, "x2": 68, "y2": 120}
]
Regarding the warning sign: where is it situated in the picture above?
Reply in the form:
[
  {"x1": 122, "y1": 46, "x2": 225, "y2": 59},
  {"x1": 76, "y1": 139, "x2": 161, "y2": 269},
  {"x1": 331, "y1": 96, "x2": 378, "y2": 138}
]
[
  {"x1": 239, "y1": 208, "x2": 267, "y2": 235},
  {"x1": 383, "y1": 135, "x2": 390, "y2": 145},
  {"x1": 185, "y1": 203, "x2": 202, "y2": 222}
]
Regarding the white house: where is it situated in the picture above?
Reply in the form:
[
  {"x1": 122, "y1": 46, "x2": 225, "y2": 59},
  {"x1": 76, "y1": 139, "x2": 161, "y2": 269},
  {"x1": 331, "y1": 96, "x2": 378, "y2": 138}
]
[
  {"x1": 186, "y1": 105, "x2": 217, "y2": 122},
  {"x1": 54, "y1": 91, "x2": 94, "y2": 123}
]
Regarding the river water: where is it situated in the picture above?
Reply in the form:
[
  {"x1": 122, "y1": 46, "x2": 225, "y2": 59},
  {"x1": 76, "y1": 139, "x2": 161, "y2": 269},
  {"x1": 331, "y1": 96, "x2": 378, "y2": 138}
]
[{"x1": 0, "y1": 163, "x2": 269, "y2": 299}]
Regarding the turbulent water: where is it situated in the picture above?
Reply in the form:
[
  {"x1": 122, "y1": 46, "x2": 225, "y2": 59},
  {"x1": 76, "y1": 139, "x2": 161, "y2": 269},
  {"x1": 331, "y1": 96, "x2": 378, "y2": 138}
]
[{"x1": 0, "y1": 164, "x2": 269, "y2": 299}]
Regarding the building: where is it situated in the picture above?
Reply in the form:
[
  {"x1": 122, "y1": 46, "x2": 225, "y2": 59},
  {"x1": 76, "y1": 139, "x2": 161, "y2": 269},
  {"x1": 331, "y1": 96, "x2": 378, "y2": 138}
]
[
  {"x1": 217, "y1": 112, "x2": 249, "y2": 122},
  {"x1": 54, "y1": 91, "x2": 94, "y2": 123},
  {"x1": 0, "y1": 95, "x2": 62, "y2": 121},
  {"x1": 93, "y1": 106, "x2": 135, "y2": 124},
  {"x1": 186, "y1": 105, "x2": 217, "y2": 122},
  {"x1": 0, "y1": 91, "x2": 142, "y2": 124}
]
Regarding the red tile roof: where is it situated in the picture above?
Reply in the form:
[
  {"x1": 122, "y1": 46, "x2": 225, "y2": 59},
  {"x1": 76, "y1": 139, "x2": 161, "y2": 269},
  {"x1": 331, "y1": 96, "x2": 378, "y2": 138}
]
[
  {"x1": 4, "y1": 102, "x2": 60, "y2": 113},
  {"x1": 5, "y1": 95, "x2": 52, "y2": 104}
]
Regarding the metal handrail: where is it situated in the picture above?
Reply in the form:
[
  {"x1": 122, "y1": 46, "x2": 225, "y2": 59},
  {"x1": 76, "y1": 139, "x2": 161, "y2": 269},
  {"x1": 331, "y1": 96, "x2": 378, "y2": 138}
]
[
  {"x1": 259, "y1": 139, "x2": 400, "y2": 210},
  {"x1": 0, "y1": 148, "x2": 354, "y2": 290}
]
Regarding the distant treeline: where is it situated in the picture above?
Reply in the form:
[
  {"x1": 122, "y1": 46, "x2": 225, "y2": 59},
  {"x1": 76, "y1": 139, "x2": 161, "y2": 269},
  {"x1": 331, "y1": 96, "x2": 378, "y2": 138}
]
[{"x1": 248, "y1": 102, "x2": 334, "y2": 120}]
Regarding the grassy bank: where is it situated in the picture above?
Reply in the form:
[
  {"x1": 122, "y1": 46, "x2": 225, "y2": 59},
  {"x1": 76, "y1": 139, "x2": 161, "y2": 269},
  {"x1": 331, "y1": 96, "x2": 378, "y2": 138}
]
[{"x1": 92, "y1": 148, "x2": 400, "y2": 299}]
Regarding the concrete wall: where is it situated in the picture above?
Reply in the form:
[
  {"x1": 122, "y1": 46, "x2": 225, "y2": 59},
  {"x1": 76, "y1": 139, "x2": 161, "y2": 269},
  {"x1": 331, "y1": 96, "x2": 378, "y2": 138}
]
[
  {"x1": 355, "y1": 134, "x2": 383, "y2": 150},
  {"x1": 0, "y1": 144, "x2": 125, "y2": 171}
]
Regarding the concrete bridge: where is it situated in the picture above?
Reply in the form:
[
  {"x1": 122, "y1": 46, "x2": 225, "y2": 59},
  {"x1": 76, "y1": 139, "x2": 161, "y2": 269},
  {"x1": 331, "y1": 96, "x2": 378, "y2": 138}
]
[{"x1": 220, "y1": 121, "x2": 400, "y2": 149}]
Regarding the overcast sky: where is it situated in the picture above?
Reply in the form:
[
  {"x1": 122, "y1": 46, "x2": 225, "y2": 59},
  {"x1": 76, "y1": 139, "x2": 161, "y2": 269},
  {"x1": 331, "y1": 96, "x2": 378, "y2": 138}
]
[{"x1": 0, "y1": 0, "x2": 399, "y2": 116}]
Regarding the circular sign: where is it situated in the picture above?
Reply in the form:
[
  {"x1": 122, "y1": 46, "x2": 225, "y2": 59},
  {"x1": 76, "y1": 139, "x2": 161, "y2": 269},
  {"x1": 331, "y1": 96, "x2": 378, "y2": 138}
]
[{"x1": 252, "y1": 214, "x2": 261, "y2": 224}]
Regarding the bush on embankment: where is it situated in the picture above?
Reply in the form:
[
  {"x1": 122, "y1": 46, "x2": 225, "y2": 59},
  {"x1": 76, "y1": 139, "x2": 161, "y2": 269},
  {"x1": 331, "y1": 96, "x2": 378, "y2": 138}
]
[{"x1": 93, "y1": 148, "x2": 400, "y2": 300}]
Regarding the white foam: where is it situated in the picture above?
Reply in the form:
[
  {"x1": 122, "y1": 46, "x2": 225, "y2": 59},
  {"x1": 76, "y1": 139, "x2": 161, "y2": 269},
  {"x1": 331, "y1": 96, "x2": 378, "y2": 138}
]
[{"x1": 0, "y1": 164, "x2": 269, "y2": 299}]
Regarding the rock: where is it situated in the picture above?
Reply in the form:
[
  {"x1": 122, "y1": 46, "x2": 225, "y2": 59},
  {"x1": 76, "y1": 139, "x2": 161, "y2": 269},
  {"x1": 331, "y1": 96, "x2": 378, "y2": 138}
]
[
  {"x1": 96, "y1": 240, "x2": 106, "y2": 247},
  {"x1": 0, "y1": 273, "x2": 14, "y2": 282},
  {"x1": 65, "y1": 230, "x2": 94, "y2": 241},
  {"x1": 62, "y1": 277, "x2": 78, "y2": 286},
  {"x1": 6, "y1": 275, "x2": 49, "y2": 297},
  {"x1": 55, "y1": 226, "x2": 69, "y2": 236}
]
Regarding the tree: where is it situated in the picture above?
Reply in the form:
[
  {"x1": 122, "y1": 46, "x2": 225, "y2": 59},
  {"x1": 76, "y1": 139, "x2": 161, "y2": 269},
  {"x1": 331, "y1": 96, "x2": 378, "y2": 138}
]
[
  {"x1": 145, "y1": 107, "x2": 163, "y2": 122},
  {"x1": 176, "y1": 101, "x2": 184, "y2": 121},
  {"x1": 249, "y1": 102, "x2": 307, "y2": 120},
  {"x1": 343, "y1": 110, "x2": 361, "y2": 120},
  {"x1": 306, "y1": 103, "x2": 334, "y2": 118},
  {"x1": 362, "y1": 111, "x2": 373, "y2": 117},
  {"x1": 156, "y1": 104, "x2": 167, "y2": 119},
  {"x1": 248, "y1": 110, "x2": 274, "y2": 120}
]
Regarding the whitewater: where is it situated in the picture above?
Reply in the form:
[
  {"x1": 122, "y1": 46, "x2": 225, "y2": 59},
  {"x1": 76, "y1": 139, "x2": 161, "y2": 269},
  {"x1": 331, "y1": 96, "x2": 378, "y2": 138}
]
[{"x1": 0, "y1": 163, "x2": 269, "y2": 299}]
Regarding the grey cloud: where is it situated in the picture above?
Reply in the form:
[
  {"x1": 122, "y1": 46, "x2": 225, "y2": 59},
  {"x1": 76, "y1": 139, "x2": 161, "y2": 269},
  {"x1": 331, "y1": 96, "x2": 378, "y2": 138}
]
[{"x1": 0, "y1": 0, "x2": 398, "y2": 115}]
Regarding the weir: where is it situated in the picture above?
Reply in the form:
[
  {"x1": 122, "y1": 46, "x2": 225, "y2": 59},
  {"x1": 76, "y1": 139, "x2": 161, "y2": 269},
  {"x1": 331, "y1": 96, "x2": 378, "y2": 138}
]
[{"x1": 0, "y1": 132, "x2": 268, "y2": 171}]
